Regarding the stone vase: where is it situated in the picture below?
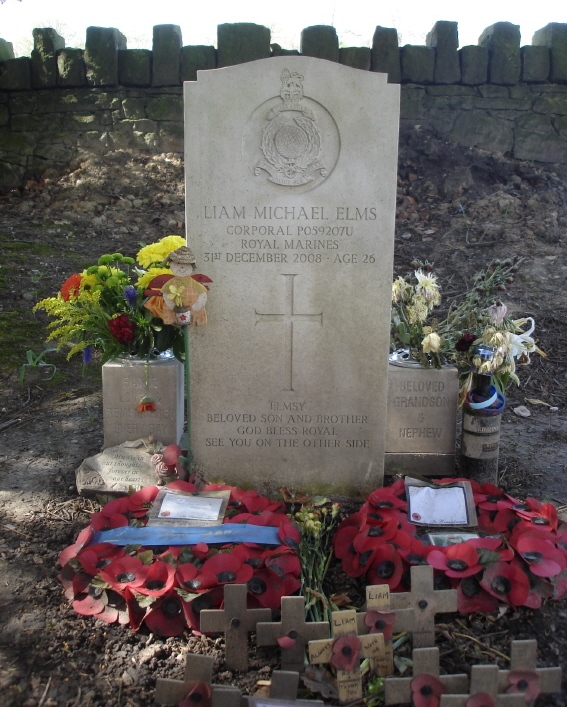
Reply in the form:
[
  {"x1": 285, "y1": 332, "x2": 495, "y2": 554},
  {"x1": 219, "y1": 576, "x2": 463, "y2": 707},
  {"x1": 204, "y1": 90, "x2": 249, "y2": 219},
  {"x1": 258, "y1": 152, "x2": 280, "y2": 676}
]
[{"x1": 102, "y1": 351, "x2": 184, "y2": 448}]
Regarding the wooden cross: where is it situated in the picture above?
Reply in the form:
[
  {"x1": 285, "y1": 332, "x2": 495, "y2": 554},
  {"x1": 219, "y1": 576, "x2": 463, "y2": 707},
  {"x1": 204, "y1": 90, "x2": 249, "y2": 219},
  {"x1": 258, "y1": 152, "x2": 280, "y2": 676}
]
[
  {"x1": 495, "y1": 640, "x2": 562, "y2": 703},
  {"x1": 308, "y1": 609, "x2": 385, "y2": 704},
  {"x1": 439, "y1": 665, "x2": 526, "y2": 706},
  {"x1": 384, "y1": 647, "x2": 468, "y2": 705},
  {"x1": 199, "y1": 583, "x2": 271, "y2": 672},
  {"x1": 256, "y1": 595, "x2": 330, "y2": 672},
  {"x1": 390, "y1": 565, "x2": 457, "y2": 647},
  {"x1": 154, "y1": 653, "x2": 241, "y2": 706},
  {"x1": 244, "y1": 670, "x2": 324, "y2": 705},
  {"x1": 355, "y1": 583, "x2": 412, "y2": 677}
]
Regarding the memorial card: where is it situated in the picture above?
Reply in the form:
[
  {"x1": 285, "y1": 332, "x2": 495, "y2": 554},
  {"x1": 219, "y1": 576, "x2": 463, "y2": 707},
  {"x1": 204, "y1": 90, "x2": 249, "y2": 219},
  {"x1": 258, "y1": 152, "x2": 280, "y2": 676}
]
[
  {"x1": 146, "y1": 489, "x2": 230, "y2": 526},
  {"x1": 405, "y1": 477, "x2": 477, "y2": 527}
]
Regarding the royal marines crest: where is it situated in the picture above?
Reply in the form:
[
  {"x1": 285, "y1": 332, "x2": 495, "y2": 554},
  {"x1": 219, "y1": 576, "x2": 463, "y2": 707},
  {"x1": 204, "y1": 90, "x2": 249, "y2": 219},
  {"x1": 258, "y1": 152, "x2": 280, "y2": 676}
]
[{"x1": 255, "y1": 69, "x2": 327, "y2": 187}]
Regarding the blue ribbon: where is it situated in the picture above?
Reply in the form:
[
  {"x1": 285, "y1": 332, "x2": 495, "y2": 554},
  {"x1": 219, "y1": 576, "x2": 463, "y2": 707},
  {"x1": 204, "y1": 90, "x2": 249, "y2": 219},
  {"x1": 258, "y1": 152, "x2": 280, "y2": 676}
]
[
  {"x1": 466, "y1": 385, "x2": 506, "y2": 415},
  {"x1": 92, "y1": 524, "x2": 281, "y2": 547}
]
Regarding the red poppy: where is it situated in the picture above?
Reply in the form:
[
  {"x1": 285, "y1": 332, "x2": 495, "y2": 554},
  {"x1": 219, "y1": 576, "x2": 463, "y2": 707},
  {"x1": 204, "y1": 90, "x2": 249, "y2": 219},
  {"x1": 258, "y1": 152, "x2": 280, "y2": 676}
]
[
  {"x1": 60, "y1": 273, "x2": 82, "y2": 300},
  {"x1": 144, "y1": 589, "x2": 187, "y2": 637},
  {"x1": 410, "y1": 674, "x2": 447, "y2": 707},
  {"x1": 184, "y1": 587, "x2": 224, "y2": 632},
  {"x1": 99, "y1": 555, "x2": 147, "y2": 591},
  {"x1": 59, "y1": 564, "x2": 91, "y2": 600},
  {"x1": 456, "y1": 575, "x2": 499, "y2": 614},
  {"x1": 232, "y1": 488, "x2": 270, "y2": 513},
  {"x1": 397, "y1": 536, "x2": 434, "y2": 567},
  {"x1": 127, "y1": 485, "x2": 160, "y2": 516},
  {"x1": 198, "y1": 553, "x2": 254, "y2": 586},
  {"x1": 333, "y1": 525, "x2": 371, "y2": 578},
  {"x1": 247, "y1": 568, "x2": 298, "y2": 609},
  {"x1": 176, "y1": 562, "x2": 201, "y2": 591},
  {"x1": 135, "y1": 560, "x2": 176, "y2": 596},
  {"x1": 58, "y1": 526, "x2": 93, "y2": 567},
  {"x1": 524, "y1": 571, "x2": 554, "y2": 609},
  {"x1": 515, "y1": 500, "x2": 558, "y2": 532},
  {"x1": 90, "y1": 509, "x2": 129, "y2": 531},
  {"x1": 232, "y1": 544, "x2": 266, "y2": 570},
  {"x1": 77, "y1": 543, "x2": 125, "y2": 576},
  {"x1": 468, "y1": 537, "x2": 514, "y2": 563},
  {"x1": 506, "y1": 670, "x2": 540, "y2": 701},
  {"x1": 366, "y1": 543, "x2": 403, "y2": 590},
  {"x1": 124, "y1": 587, "x2": 149, "y2": 631},
  {"x1": 264, "y1": 550, "x2": 301, "y2": 579},
  {"x1": 178, "y1": 681, "x2": 212, "y2": 707},
  {"x1": 167, "y1": 479, "x2": 198, "y2": 494},
  {"x1": 466, "y1": 693, "x2": 496, "y2": 707},
  {"x1": 277, "y1": 632, "x2": 298, "y2": 649},
  {"x1": 427, "y1": 543, "x2": 482, "y2": 578},
  {"x1": 330, "y1": 634, "x2": 361, "y2": 672},
  {"x1": 364, "y1": 610, "x2": 396, "y2": 639},
  {"x1": 73, "y1": 592, "x2": 106, "y2": 617},
  {"x1": 515, "y1": 534, "x2": 566, "y2": 578},
  {"x1": 137, "y1": 398, "x2": 157, "y2": 413},
  {"x1": 480, "y1": 560, "x2": 530, "y2": 606},
  {"x1": 474, "y1": 483, "x2": 508, "y2": 511},
  {"x1": 366, "y1": 487, "x2": 407, "y2": 512},
  {"x1": 277, "y1": 520, "x2": 301, "y2": 551}
]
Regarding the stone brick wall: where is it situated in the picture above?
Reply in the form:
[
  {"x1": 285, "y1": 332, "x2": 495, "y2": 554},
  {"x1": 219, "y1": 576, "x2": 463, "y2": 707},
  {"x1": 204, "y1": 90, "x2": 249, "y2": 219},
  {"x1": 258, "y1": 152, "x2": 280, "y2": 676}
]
[{"x1": 1, "y1": 20, "x2": 567, "y2": 189}]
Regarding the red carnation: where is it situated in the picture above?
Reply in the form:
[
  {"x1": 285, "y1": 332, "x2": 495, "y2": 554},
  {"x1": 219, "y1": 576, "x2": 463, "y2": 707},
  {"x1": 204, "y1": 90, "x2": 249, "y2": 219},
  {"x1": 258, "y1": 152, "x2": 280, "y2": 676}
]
[{"x1": 108, "y1": 314, "x2": 136, "y2": 345}]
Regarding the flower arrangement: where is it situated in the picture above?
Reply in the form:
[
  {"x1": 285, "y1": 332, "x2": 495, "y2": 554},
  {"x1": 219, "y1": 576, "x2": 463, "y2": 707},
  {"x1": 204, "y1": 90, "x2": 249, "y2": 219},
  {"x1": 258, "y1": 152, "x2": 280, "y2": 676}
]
[
  {"x1": 333, "y1": 480, "x2": 567, "y2": 614},
  {"x1": 34, "y1": 235, "x2": 189, "y2": 363},
  {"x1": 391, "y1": 259, "x2": 544, "y2": 400},
  {"x1": 58, "y1": 482, "x2": 302, "y2": 637}
]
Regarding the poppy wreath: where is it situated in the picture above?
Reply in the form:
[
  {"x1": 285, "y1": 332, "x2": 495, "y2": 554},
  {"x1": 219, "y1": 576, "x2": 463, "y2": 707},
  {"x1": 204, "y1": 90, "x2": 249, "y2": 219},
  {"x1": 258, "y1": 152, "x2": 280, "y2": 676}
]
[
  {"x1": 58, "y1": 481, "x2": 301, "y2": 637},
  {"x1": 333, "y1": 478, "x2": 567, "y2": 613}
]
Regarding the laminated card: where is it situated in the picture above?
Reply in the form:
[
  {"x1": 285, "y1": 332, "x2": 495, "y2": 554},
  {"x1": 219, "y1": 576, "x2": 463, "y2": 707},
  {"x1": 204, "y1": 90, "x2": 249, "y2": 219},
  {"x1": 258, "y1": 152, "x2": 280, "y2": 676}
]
[{"x1": 184, "y1": 57, "x2": 400, "y2": 495}]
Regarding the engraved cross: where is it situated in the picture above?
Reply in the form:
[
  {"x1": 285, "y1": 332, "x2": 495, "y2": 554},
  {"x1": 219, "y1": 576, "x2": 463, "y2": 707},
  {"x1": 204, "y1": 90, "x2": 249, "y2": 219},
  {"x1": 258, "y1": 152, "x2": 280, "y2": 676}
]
[{"x1": 255, "y1": 273, "x2": 323, "y2": 391}]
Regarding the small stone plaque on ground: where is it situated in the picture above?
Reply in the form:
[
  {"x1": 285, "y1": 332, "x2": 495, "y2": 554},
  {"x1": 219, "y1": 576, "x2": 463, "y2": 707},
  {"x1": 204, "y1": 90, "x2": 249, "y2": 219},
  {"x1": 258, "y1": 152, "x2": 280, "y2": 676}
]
[{"x1": 75, "y1": 440, "x2": 157, "y2": 497}]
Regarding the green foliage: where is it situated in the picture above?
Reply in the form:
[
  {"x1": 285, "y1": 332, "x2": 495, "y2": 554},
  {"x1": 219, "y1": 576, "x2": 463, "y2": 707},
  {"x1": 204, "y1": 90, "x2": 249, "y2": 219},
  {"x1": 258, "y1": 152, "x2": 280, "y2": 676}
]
[{"x1": 19, "y1": 347, "x2": 57, "y2": 385}]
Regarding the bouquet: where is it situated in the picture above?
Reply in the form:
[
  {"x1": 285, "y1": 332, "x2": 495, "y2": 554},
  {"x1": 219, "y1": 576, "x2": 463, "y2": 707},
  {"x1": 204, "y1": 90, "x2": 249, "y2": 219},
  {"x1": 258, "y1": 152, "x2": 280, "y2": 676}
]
[
  {"x1": 391, "y1": 258, "x2": 544, "y2": 400},
  {"x1": 34, "y1": 235, "x2": 188, "y2": 363}
]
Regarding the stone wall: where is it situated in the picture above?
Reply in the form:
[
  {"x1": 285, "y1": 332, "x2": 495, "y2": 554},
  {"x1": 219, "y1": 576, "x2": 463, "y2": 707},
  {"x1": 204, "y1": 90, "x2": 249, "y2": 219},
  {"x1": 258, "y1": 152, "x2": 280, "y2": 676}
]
[{"x1": 1, "y1": 21, "x2": 567, "y2": 189}]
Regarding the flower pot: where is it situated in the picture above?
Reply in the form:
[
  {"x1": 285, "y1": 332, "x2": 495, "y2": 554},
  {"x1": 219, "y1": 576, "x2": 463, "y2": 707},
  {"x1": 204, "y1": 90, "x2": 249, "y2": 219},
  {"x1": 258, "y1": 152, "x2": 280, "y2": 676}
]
[
  {"x1": 173, "y1": 304, "x2": 191, "y2": 326},
  {"x1": 102, "y1": 351, "x2": 184, "y2": 448}
]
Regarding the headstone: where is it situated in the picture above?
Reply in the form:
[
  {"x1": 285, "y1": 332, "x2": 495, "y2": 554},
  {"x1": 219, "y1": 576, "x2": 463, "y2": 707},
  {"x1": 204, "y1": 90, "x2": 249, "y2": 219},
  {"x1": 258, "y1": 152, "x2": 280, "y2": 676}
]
[
  {"x1": 256, "y1": 596, "x2": 330, "y2": 672},
  {"x1": 384, "y1": 647, "x2": 468, "y2": 704},
  {"x1": 308, "y1": 609, "x2": 385, "y2": 704},
  {"x1": 155, "y1": 653, "x2": 241, "y2": 706},
  {"x1": 185, "y1": 56, "x2": 400, "y2": 496},
  {"x1": 390, "y1": 565, "x2": 457, "y2": 647},
  {"x1": 199, "y1": 584, "x2": 271, "y2": 672},
  {"x1": 102, "y1": 354, "x2": 184, "y2": 449},
  {"x1": 385, "y1": 361, "x2": 458, "y2": 476},
  {"x1": 75, "y1": 440, "x2": 157, "y2": 497}
]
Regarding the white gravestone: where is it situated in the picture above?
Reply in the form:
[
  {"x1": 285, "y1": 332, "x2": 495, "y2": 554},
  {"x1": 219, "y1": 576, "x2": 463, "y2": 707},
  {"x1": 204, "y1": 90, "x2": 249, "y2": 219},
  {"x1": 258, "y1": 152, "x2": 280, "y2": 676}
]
[{"x1": 185, "y1": 57, "x2": 399, "y2": 495}]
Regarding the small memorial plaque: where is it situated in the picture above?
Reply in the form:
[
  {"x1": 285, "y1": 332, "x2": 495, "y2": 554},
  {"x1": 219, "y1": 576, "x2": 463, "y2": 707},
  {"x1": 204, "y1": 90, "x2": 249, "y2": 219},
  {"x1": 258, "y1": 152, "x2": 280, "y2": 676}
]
[
  {"x1": 75, "y1": 441, "x2": 157, "y2": 497},
  {"x1": 146, "y1": 489, "x2": 230, "y2": 526},
  {"x1": 405, "y1": 478, "x2": 477, "y2": 527},
  {"x1": 385, "y1": 363, "x2": 458, "y2": 476}
]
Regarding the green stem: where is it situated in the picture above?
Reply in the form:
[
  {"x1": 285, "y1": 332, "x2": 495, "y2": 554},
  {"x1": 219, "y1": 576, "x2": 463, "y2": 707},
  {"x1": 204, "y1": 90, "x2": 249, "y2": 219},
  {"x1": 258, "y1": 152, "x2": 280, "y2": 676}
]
[{"x1": 184, "y1": 326, "x2": 191, "y2": 474}]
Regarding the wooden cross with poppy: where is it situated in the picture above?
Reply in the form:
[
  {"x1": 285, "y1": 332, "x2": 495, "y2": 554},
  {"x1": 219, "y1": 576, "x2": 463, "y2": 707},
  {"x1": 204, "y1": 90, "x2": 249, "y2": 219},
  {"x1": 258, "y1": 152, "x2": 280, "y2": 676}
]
[
  {"x1": 256, "y1": 595, "x2": 330, "y2": 672},
  {"x1": 308, "y1": 609, "x2": 385, "y2": 704},
  {"x1": 154, "y1": 653, "x2": 241, "y2": 706},
  {"x1": 355, "y1": 583, "x2": 411, "y2": 677},
  {"x1": 384, "y1": 646, "x2": 468, "y2": 705},
  {"x1": 439, "y1": 665, "x2": 526, "y2": 706},
  {"x1": 199, "y1": 583, "x2": 271, "y2": 672},
  {"x1": 494, "y1": 640, "x2": 562, "y2": 704},
  {"x1": 390, "y1": 564, "x2": 457, "y2": 647},
  {"x1": 244, "y1": 670, "x2": 324, "y2": 705}
]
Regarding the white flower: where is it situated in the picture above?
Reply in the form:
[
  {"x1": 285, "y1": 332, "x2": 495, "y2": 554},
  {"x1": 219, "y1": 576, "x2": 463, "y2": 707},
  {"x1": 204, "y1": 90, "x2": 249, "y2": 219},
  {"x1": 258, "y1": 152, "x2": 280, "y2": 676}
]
[
  {"x1": 414, "y1": 269, "x2": 441, "y2": 306},
  {"x1": 422, "y1": 331, "x2": 441, "y2": 353},
  {"x1": 510, "y1": 317, "x2": 537, "y2": 363},
  {"x1": 488, "y1": 301, "x2": 508, "y2": 325}
]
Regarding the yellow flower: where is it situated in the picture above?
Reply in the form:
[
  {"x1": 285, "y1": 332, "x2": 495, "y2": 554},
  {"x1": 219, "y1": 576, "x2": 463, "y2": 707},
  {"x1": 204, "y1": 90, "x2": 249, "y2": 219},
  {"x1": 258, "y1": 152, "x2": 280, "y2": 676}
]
[
  {"x1": 164, "y1": 283, "x2": 186, "y2": 306},
  {"x1": 136, "y1": 235, "x2": 186, "y2": 268},
  {"x1": 136, "y1": 267, "x2": 172, "y2": 290},
  {"x1": 406, "y1": 299, "x2": 429, "y2": 325},
  {"x1": 421, "y1": 331, "x2": 441, "y2": 353},
  {"x1": 80, "y1": 272, "x2": 99, "y2": 289}
]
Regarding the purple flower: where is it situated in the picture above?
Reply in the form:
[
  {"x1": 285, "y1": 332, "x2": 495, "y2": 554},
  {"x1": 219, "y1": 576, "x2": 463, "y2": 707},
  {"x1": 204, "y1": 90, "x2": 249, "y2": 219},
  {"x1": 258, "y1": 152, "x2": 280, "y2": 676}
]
[
  {"x1": 123, "y1": 285, "x2": 137, "y2": 308},
  {"x1": 82, "y1": 345, "x2": 93, "y2": 364}
]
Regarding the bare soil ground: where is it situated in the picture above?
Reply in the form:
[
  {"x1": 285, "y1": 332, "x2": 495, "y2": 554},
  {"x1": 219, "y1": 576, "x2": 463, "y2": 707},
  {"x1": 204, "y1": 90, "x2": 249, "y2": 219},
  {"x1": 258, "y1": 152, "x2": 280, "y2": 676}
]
[{"x1": 1, "y1": 127, "x2": 567, "y2": 705}]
